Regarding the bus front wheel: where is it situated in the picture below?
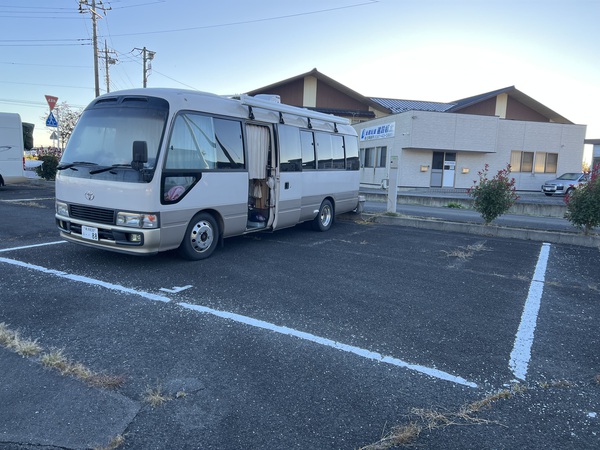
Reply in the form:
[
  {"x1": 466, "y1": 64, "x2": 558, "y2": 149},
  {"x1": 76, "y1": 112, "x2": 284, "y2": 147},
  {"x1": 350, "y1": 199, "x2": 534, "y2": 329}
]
[
  {"x1": 312, "y1": 199, "x2": 333, "y2": 232},
  {"x1": 178, "y1": 212, "x2": 219, "y2": 260}
]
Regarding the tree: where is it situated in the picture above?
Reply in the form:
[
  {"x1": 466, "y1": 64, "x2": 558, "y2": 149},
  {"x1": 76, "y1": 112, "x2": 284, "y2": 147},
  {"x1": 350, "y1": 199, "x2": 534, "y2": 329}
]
[
  {"x1": 468, "y1": 164, "x2": 519, "y2": 225},
  {"x1": 41, "y1": 101, "x2": 83, "y2": 148},
  {"x1": 564, "y1": 164, "x2": 600, "y2": 235}
]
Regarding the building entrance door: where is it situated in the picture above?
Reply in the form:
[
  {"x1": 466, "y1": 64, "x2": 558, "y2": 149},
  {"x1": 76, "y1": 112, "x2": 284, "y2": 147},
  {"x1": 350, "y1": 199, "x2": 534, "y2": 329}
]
[
  {"x1": 442, "y1": 152, "x2": 456, "y2": 187},
  {"x1": 431, "y1": 152, "x2": 456, "y2": 188},
  {"x1": 430, "y1": 152, "x2": 444, "y2": 187}
]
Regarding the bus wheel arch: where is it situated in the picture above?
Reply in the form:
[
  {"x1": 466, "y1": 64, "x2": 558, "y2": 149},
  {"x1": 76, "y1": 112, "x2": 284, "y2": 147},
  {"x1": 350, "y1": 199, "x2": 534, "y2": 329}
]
[
  {"x1": 312, "y1": 197, "x2": 334, "y2": 232},
  {"x1": 178, "y1": 211, "x2": 221, "y2": 260}
]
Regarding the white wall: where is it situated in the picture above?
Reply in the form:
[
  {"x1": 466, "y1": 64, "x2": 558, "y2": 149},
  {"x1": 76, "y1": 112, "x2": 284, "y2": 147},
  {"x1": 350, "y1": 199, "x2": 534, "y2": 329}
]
[{"x1": 354, "y1": 111, "x2": 586, "y2": 191}]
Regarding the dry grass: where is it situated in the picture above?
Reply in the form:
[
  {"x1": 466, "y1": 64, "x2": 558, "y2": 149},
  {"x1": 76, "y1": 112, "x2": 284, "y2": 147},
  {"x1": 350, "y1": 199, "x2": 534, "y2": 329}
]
[
  {"x1": 441, "y1": 242, "x2": 490, "y2": 262},
  {"x1": 360, "y1": 388, "x2": 515, "y2": 449},
  {"x1": 360, "y1": 422, "x2": 422, "y2": 450},
  {"x1": 465, "y1": 243, "x2": 490, "y2": 253},
  {"x1": 538, "y1": 379, "x2": 576, "y2": 389},
  {"x1": 0, "y1": 322, "x2": 42, "y2": 356},
  {"x1": 41, "y1": 349, "x2": 125, "y2": 389},
  {"x1": 94, "y1": 434, "x2": 126, "y2": 450},
  {"x1": 463, "y1": 389, "x2": 512, "y2": 414},
  {"x1": 1, "y1": 323, "x2": 124, "y2": 389},
  {"x1": 441, "y1": 248, "x2": 474, "y2": 260},
  {"x1": 143, "y1": 385, "x2": 172, "y2": 407}
]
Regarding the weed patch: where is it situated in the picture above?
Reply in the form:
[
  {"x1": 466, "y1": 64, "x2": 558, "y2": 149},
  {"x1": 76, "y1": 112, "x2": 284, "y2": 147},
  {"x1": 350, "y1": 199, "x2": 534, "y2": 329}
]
[
  {"x1": 360, "y1": 387, "x2": 519, "y2": 449},
  {"x1": 538, "y1": 379, "x2": 576, "y2": 389},
  {"x1": 441, "y1": 242, "x2": 490, "y2": 262},
  {"x1": 361, "y1": 422, "x2": 422, "y2": 450},
  {"x1": 0, "y1": 322, "x2": 42, "y2": 357},
  {"x1": 94, "y1": 434, "x2": 126, "y2": 450},
  {"x1": 143, "y1": 385, "x2": 173, "y2": 407},
  {"x1": 40, "y1": 349, "x2": 125, "y2": 388},
  {"x1": 0, "y1": 322, "x2": 124, "y2": 389}
]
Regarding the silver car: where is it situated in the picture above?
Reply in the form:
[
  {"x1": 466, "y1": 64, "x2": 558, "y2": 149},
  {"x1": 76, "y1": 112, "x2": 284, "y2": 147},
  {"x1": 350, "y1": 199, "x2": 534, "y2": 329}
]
[{"x1": 541, "y1": 172, "x2": 588, "y2": 196}]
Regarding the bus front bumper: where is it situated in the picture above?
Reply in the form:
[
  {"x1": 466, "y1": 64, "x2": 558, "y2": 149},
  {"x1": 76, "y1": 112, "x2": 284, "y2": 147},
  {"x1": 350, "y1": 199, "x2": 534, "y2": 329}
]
[{"x1": 56, "y1": 215, "x2": 162, "y2": 256}]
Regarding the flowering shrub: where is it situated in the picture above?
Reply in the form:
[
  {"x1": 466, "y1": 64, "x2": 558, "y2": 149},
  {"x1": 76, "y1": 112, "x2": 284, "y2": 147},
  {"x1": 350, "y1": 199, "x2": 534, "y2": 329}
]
[
  {"x1": 468, "y1": 164, "x2": 519, "y2": 224},
  {"x1": 564, "y1": 164, "x2": 600, "y2": 235},
  {"x1": 36, "y1": 147, "x2": 63, "y2": 160}
]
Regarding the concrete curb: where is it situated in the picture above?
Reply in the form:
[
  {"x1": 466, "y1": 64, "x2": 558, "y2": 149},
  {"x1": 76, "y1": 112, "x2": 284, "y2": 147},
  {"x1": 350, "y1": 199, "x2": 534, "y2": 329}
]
[
  {"x1": 360, "y1": 192, "x2": 567, "y2": 218},
  {"x1": 340, "y1": 213, "x2": 600, "y2": 248}
]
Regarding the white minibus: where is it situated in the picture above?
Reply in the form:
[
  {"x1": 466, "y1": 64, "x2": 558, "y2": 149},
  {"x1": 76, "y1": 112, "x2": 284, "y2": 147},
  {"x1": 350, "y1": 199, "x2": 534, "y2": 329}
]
[{"x1": 55, "y1": 89, "x2": 360, "y2": 259}]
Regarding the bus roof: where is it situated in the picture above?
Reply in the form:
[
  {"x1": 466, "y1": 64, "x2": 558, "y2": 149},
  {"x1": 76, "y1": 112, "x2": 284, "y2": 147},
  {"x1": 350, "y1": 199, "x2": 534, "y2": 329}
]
[{"x1": 91, "y1": 88, "x2": 355, "y2": 135}]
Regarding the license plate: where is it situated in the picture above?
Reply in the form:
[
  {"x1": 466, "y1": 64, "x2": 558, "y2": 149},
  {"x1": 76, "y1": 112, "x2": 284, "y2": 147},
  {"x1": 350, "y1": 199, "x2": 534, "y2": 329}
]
[{"x1": 82, "y1": 225, "x2": 99, "y2": 241}]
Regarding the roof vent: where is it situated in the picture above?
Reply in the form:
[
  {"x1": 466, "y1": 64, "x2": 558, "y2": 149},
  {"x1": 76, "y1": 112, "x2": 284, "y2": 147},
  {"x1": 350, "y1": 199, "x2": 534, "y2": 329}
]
[{"x1": 254, "y1": 94, "x2": 281, "y2": 103}]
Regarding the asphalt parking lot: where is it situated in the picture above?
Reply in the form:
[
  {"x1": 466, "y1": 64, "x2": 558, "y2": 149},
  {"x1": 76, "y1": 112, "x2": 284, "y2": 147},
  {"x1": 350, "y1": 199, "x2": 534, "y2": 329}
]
[{"x1": 1, "y1": 181, "x2": 599, "y2": 449}]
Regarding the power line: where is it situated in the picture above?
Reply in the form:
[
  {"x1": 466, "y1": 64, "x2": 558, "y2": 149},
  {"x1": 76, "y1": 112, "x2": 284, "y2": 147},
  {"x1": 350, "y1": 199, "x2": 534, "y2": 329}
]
[
  {"x1": 0, "y1": 42, "x2": 91, "y2": 47},
  {"x1": 0, "y1": 5, "x2": 76, "y2": 11},
  {"x1": 0, "y1": 61, "x2": 89, "y2": 69},
  {"x1": 0, "y1": 98, "x2": 87, "y2": 109},
  {"x1": 106, "y1": 1, "x2": 379, "y2": 37},
  {"x1": 0, "y1": 80, "x2": 93, "y2": 91}
]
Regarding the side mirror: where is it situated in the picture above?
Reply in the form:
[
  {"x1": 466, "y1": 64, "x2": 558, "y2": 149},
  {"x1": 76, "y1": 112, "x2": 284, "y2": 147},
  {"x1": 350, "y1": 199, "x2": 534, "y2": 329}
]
[{"x1": 132, "y1": 141, "x2": 148, "y2": 171}]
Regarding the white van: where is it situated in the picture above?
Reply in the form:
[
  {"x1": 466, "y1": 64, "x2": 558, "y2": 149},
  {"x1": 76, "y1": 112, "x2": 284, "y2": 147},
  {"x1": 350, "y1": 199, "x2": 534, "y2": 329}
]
[{"x1": 0, "y1": 113, "x2": 29, "y2": 186}]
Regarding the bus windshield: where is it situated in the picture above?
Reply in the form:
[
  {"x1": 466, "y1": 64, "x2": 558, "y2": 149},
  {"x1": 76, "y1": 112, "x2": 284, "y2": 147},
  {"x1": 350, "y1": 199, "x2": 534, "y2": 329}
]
[{"x1": 60, "y1": 103, "x2": 168, "y2": 180}]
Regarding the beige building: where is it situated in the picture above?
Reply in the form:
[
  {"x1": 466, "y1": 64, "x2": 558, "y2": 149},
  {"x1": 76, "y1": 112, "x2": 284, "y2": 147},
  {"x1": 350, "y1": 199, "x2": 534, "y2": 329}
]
[{"x1": 247, "y1": 70, "x2": 586, "y2": 191}]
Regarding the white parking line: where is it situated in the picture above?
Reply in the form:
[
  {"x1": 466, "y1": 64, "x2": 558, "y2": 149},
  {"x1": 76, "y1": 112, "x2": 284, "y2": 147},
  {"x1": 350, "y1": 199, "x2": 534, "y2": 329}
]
[
  {"x1": 0, "y1": 257, "x2": 170, "y2": 303},
  {"x1": 180, "y1": 302, "x2": 478, "y2": 388},
  {"x1": 1, "y1": 197, "x2": 55, "y2": 202},
  {"x1": 0, "y1": 241, "x2": 67, "y2": 253},
  {"x1": 0, "y1": 254, "x2": 478, "y2": 388},
  {"x1": 509, "y1": 242, "x2": 551, "y2": 381}
]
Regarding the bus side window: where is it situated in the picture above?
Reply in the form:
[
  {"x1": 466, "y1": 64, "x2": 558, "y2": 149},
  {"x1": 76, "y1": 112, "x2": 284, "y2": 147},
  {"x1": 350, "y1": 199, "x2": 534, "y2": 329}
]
[
  {"x1": 331, "y1": 135, "x2": 345, "y2": 169},
  {"x1": 300, "y1": 130, "x2": 315, "y2": 170},
  {"x1": 315, "y1": 132, "x2": 333, "y2": 170},
  {"x1": 213, "y1": 118, "x2": 244, "y2": 169},
  {"x1": 278, "y1": 125, "x2": 302, "y2": 172},
  {"x1": 165, "y1": 114, "x2": 213, "y2": 170},
  {"x1": 345, "y1": 136, "x2": 360, "y2": 171}
]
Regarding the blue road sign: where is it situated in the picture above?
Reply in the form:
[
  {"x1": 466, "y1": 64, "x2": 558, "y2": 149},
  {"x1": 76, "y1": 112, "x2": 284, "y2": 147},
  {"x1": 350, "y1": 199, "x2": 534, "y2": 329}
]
[{"x1": 46, "y1": 112, "x2": 58, "y2": 127}]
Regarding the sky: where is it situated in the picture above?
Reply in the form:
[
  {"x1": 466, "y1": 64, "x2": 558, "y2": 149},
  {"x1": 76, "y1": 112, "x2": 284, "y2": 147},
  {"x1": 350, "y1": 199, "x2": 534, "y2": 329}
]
[{"x1": 1, "y1": 0, "x2": 599, "y2": 162}]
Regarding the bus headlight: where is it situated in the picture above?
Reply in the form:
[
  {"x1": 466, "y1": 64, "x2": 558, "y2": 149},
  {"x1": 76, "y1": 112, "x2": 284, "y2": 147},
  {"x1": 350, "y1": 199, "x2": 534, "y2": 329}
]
[
  {"x1": 56, "y1": 201, "x2": 69, "y2": 217},
  {"x1": 116, "y1": 211, "x2": 159, "y2": 229}
]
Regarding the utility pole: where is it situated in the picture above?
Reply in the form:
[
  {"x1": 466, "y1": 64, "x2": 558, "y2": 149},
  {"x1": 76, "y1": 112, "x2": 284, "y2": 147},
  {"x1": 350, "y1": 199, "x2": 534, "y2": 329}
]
[
  {"x1": 134, "y1": 47, "x2": 156, "y2": 88},
  {"x1": 143, "y1": 47, "x2": 155, "y2": 88},
  {"x1": 79, "y1": 0, "x2": 111, "y2": 97},
  {"x1": 102, "y1": 40, "x2": 117, "y2": 93}
]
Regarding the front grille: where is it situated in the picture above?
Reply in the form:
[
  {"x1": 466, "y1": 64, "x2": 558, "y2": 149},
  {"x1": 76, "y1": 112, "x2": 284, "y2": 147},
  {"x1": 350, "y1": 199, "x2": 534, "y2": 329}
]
[{"x1": 70, "y1": 204, "x2": 115, "y2": 224}]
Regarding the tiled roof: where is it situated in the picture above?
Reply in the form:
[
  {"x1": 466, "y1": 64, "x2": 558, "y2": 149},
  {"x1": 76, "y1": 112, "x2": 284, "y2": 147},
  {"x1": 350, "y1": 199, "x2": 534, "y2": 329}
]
[
  {"x1": 370, "y1": 86, "x2": 572, "y2": 124},
  {"x1": 447, "y1": 86, "x2": 515, "y2": 112},
  {"x1": 309, "y1": 107, "x2": 375, "y2": 119},
  {"x1": 369, "y1": 97, "x2": 455, "y2": 114}
]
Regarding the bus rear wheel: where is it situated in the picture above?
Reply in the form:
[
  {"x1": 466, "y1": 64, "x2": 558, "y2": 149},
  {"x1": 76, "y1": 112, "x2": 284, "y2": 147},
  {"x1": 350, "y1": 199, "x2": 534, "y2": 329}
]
[
  {"x1": 312, "y1": 199, "x2": 333, "y2": 231},
  {"x1": 178, "y1": 212, "x2": 219, "y2": 260}
]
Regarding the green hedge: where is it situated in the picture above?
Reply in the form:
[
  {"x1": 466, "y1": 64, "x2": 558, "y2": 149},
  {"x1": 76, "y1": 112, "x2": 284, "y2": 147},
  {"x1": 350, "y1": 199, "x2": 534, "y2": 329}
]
[{"x1": 35, "y1": 155, "x2": 60, "y2": 181}]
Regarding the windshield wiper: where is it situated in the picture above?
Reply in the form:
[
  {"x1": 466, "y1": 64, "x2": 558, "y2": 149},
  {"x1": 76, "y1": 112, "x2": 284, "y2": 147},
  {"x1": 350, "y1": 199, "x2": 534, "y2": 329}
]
[
  {"x1": 57, "y1": 161, "x2": 98, "y2": 171},
  {"x1": 89, "y1": 163, "x2": 132, "y2": 175}
]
